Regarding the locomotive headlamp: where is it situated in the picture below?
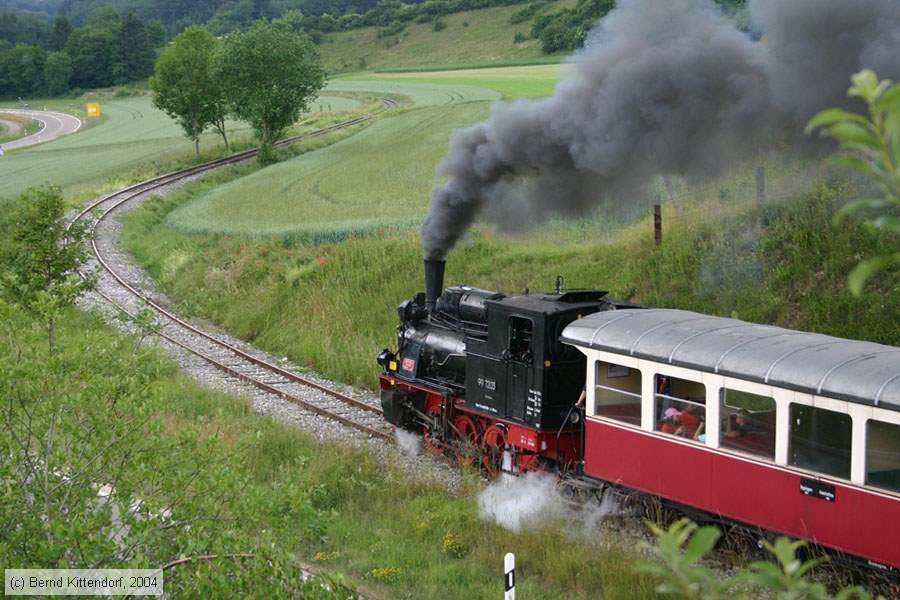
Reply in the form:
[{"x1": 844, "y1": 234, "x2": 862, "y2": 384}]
[{"x1": 377, "y1": 349, "x2": 395, "y2": 370}]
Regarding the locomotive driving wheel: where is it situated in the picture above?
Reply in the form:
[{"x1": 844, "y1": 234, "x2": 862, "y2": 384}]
[
  {"x1": 482, "y1": 425, "x2": 508, "y2": 478},
  {"x1": 451, "y1": 415, "x2": 481, "y2": 466},
  {"x1": 422, "y1": 405, "x2": 445, "y2": 456}
]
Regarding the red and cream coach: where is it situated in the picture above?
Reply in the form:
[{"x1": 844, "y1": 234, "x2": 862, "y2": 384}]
[{"x1": 562, "y1": 307, "x2": 900, "y2": 573}]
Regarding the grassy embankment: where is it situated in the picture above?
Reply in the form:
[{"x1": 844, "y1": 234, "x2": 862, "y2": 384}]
[
  {"x1": 2, "y1": 304, "x2": 655, "y2": 598},
  {"x1": 319, "y1": 0, "x2": 578, "y2": 74}
]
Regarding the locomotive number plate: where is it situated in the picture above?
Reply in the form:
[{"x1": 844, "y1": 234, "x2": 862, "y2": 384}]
[{"x1": 477, "y1": 377, "x2": 497, "y2": 391}]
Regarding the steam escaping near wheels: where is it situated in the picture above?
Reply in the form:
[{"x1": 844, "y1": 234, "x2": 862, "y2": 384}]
[
  {"x1": 421, "y1": 0, "x2": 900, "y2": 261},
  {"x1": 395, "y1": 428, "x2": 423, "y2": 456},
  {"x1": 478, "y1": 472, "x2": 620, "y2": 536}
]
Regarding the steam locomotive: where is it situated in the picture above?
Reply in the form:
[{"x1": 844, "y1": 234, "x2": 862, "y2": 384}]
[
  {"x1": 377, "y1": 259, "x2": 632, "y2": 475},
  {"x1": 377, "y1": 260, "x2": 900, "y2": 573}
]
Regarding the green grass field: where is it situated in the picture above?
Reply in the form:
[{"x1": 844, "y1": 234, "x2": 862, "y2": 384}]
[
  {"x1": 162, "y1": 68, "x2": 565, "y2": 239},
  {"x1": 0, "y1": 94, "x2": 361, "y2": 204},
  {"x1": 355, "y1": 63, "x2": 568, "y2": 98},
  {"x1": 164, "y1": 80, "x2": 503, "y2": 240}
]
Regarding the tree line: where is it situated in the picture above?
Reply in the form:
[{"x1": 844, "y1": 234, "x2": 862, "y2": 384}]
[
  {"x1": 0, "y1": 8, "x2": 163, "y2": 99},
  {"x1": 0, "y1": 0, "x2": 751, "y2": 100}
]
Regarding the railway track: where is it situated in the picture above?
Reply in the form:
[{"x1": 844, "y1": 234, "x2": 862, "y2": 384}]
[{"x1": 71, "y1": 106, "x2": 398, "y2": 443}]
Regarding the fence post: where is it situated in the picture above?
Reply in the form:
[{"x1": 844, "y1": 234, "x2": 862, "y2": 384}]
[
  {"x1": 505, "y1": 552, "x2": 515, "y2": 600},
  {"x1": 756, "y1": 165, "x2": 766, "y2": 206},
  {"x1": 654, "y1": 204, "x2": 662, "y2": 245}
]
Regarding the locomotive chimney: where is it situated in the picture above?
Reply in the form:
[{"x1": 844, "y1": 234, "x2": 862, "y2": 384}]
[{"x1": 424, "y1": 259, "x2": 446, "y2": 313}]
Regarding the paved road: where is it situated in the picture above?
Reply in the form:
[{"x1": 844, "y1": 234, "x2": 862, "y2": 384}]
[{"x1": 0, "y1": 109, "x2": 83, "y2": 150}]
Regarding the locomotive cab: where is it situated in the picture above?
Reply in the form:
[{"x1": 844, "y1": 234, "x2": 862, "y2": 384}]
[{"x1": 463, "y1": 291, "x2": 609, "y2": 431}]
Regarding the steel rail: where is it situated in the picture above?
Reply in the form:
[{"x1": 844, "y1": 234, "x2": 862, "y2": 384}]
[{"x1": 72, "y1": 107, "x2": 397, "y2": 442}]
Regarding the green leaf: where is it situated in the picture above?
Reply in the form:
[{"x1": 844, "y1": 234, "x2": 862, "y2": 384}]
[
  {"x1": 876, "y1": 82, "x2": 900, "y2": 113},
  {"x1": 805, "y1": 107, "x2": 870, "y2": 133},
  {"x1": 848, "y1": 255, "x2": 896, "y2": 296},
  {"x1": 849, "y1": 69, "x2": 881, "y2": 102},
  {"x1": 870, "y1": 215, "x2": 900, "y2": 233},
  {"x1": 683, "y1": 526, "x2": 721, "y2": 564},
  {"x1": 825, "y1": 122, "x2": 881, "y2": 150},
  {"x1": 833, "y1": 197, "x2": 893, "y2": 222},
  {"x1": 830, "y1": 155, "x2": 874, "y2": 176}
]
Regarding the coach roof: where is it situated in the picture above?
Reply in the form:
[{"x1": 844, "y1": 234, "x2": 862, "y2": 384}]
[{"x1": 561, "y1": 308, "x2": 900, "y2": 409}]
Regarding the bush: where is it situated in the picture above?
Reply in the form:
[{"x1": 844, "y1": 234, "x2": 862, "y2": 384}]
[{"x1": 636, "y1": 518, "x2": 873, "y2": 599}]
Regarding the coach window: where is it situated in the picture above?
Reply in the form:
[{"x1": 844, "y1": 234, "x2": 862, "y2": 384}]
[
  {"x1": 593, "y1": 360, "x2": 641, "y2": 426},
  {"x1": 655, "y1": 374, "x2": 706, "y2": 440},
  {"x1": 789, "y1": 404, "x2": 851, "y2": 480},
  {"x1": 720, "y1": 389, "x2": 775, "y2": 459},
  {"x1": 866, "y1": 420, "x2": 900, "y2": 493}
]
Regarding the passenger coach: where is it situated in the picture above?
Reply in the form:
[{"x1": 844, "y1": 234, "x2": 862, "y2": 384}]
[{"x1": 562, "y1": 308, "x2": 900, "y2": 572}]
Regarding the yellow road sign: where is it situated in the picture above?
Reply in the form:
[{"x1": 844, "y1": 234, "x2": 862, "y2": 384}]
[{"x1": 87, "y1": 103, "x2": 100, "y2": 117}]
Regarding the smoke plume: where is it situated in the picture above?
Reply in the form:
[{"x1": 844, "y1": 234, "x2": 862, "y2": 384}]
[{"x1": 421, "y1": 0, "x2": 900, "y2": 260}]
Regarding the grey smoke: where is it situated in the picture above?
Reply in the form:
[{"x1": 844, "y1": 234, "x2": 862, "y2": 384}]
[{"x1": 421, "y1": 0, "x2": 900, "y2": 261}]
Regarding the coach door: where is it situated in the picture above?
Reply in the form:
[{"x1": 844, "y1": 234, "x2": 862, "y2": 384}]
[{"x1": 506, "y1": 316, "x2": 535, "y2": 423}]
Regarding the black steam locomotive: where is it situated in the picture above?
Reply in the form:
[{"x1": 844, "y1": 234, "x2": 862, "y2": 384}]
[{"x1": 377, "y1": 260, "x2": 626, "y2": 474}]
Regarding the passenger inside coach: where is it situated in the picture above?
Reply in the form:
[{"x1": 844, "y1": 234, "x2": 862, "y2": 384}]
[
  {"x1": 659, "y1": 407, "x2": 682, "y2": 434},
  {"x1": 679, "y1": 405, "x2": 702, "y2": 438},
  {"x1": 725, "y1": 410, "x2": 757, "y2": 438},
  {"x1": 654, "y1": 373, "x2": 706, "y2": 440}
]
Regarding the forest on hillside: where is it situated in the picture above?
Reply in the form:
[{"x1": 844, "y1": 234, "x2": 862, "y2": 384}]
[{"x1": 0, "y1": 0, "x2": 747, "y2": 99}]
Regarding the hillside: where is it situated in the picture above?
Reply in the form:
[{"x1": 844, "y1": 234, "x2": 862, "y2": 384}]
[{"x1": 318, "y1": 1, "x2": 578, "y2": 73}]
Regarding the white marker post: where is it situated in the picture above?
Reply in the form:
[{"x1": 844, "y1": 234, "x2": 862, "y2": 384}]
[{"x1": 504, "y1": 552, "x2": 515, "y2": 600}]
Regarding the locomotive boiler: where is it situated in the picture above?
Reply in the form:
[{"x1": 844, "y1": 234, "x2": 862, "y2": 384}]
[{"x1": 377, "y1": 259, "x2": 621, "y2": 474}]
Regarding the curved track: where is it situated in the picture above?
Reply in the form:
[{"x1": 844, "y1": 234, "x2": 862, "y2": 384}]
[{"x1": 71, "y1": 107, "x2": 399, "y2": 443}]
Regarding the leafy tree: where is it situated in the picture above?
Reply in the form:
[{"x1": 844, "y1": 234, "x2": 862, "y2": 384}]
[
  {"x1": 215, "y1": 18, "x2": 326, "y2": 157},
  {"x1": 120, "y1": 12, "x2": 155, "y2": 81},
  {"x1": 47, "y1": 15, "x2": 72, "y2": 51},
  {"x1": 0, "y1": 184, "x2": 93, "y2": 352},
  {"x1": 65, "y1": 9, "x2": 126, "y2": 88},
  {"x1": 807, "y1": 69, "x2": 900, "y2": 295},
  {"x1": 0, "y1": 41, "x2": 11, "y2": 97},
  {"x1": 145, "y1": 19, "x2": 167, "y2": 47},
  {"x1": 0, "y1": 10, "x2": 50, "y2": 46},
  {"x1": 43, "y1": 50, "x2": 72, "y2": 95},
  {"x1": 151, "y1": 26, "x2": 228, "y2": 155},
  {"x1": 531, "y1": 0, "x2": 614, "y2": 54},
  {"x1": 204, "y1": 0, "x2": 258, "y2": 35},
  {"x1": 6, "y1": 43, "x2": 46, "y2": 96}
]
